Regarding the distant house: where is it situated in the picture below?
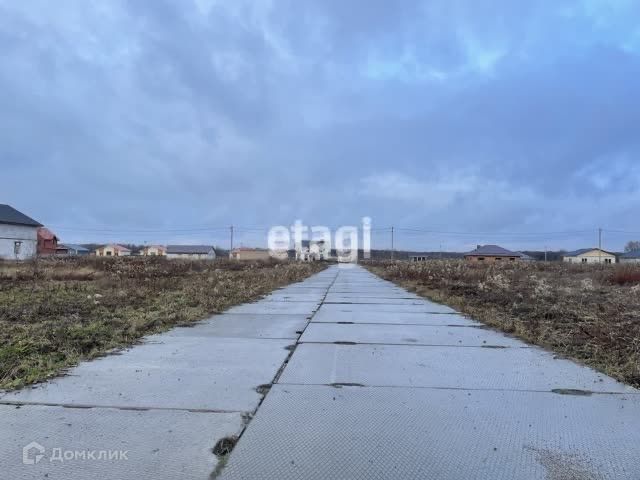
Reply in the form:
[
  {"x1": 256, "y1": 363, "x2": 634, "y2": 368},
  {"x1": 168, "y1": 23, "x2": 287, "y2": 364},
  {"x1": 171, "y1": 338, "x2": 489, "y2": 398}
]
[
  {"x1": 37, "y1": 227, "x2": 60, "y2": 255},
  {"x1": 518, "y1": 252, "x2": 535, "y2": 262},
  {"x1": 0, "y1": 204, "x2": 42, "y2": 260},
  {"x1": 166, "y1": 245, "x2": 216, "y2": 260},
  {"x1": 95, "y1": 244, "x2": 131, "y2": 257},
  {"x1": 61, "y1": 244, "x2": 90, "y2": 256},
  {"x1": 230, "y1": 247, "x2": 270, "y2": 261},
  {"x1": 141, "y1": 245, "x2": 166, "y2": 256},
  {"x1": 296, "y1": 240, "x2": 329, "y2": 261},
  {"x1": 410, "y1": 254, "x2": 430, "y2": 262},
  {"x1": 563, "y1": 248, "x2": 616, "y2": 264},
  {"x1": 464, "y1": 245, "x2": 522, "y2": 263},
  {"x1": 618, "y1": 251, "x2": 640, "y2": 264}
]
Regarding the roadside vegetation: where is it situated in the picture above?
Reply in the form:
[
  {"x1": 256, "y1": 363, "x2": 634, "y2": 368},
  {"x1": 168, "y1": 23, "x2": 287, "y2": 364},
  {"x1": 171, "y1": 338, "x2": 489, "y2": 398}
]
[
  {"x1": 0, "y1": 257, "x2": 325, "y2": 390},
  {"x1": 366, "y1": 260, "x2": 640, "y2": 388}
]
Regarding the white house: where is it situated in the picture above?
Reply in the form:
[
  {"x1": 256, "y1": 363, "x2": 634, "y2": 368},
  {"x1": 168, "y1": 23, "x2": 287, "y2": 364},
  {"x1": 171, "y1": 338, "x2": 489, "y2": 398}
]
[
  {"x1": 0, "y1": 204, "x2": 42, "y2": 260},
  {"x1": 619, "y1": 251, "x2": 640, "y2": 264},
  {"x1": 140, "y1": 245, "x2": 166, "y2": 256},
  {"x1": 296, "y1": 240, "x2": 330, "y2": 261},
  {"x1": 562, "y1": 248, "x2": 616, "y2": 264},
  {"x1": 95, "y1": 244, "x2": 131, "y2": 257},
  {"x1": 166, "y1": 245, "x2": 216, "y2": 260}
]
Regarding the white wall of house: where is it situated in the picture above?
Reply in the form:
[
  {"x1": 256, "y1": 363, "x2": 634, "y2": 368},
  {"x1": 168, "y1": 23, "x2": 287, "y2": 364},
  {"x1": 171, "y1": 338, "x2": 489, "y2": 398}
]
[
  {"x1": 167, "y1": 251, "x2": 216, "y2": 260},
  {"x1": 563, "y1": 249, "x2": 616, "y2": 264},
  {"x1": 96, "y1": 245, "x2": 131, "y2": 257},
  {"x1": 620, "y1": 258, "x2": 640, "y2": 264},
  {"x1": 0, "y1": 224, "x2": 38, "y2": 260}
]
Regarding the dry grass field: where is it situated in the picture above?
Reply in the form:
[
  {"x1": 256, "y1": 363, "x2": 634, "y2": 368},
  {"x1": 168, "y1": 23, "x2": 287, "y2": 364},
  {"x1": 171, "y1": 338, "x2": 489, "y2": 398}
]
[
  {"x1": 0, "y1": 257, "x2": 325, "y2": 390},
  {"x1": 366, "y1": 260, "x2": 640, "y2": 388}
]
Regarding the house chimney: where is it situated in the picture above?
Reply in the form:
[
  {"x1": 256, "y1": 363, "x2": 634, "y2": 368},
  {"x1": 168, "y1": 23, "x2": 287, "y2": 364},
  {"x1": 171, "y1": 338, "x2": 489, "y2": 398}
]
[{"x1": 477, "y1": 245, "x2": 482, "y2": 250}]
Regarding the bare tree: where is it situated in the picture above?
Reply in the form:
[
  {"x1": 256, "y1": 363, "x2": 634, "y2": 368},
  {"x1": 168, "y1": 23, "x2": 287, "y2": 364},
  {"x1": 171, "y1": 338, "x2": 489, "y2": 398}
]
[{"x1": 624, "y1": 240, "x2": 640, "y2": 252}]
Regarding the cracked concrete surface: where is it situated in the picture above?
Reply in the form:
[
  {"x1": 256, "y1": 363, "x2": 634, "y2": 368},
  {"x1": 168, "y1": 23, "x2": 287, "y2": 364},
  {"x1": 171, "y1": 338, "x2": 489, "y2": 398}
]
[
  {"x1": 218, "y1": 264, "x2": 640, "y2": 480},
  {"x1": 0, "y1": 268, "x2": 337, "y2": 479},
  {"x1": 4, "y1": 264, "x2": 639, "y2": 479}
]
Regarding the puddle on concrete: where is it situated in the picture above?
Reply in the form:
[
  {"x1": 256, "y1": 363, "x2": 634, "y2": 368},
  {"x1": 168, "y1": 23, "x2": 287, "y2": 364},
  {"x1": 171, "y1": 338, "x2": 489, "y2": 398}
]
[
  {"x1": 551, "y1": 389, "x2": 593, "y2": 396},
  {"x1": 212, "y1": 436, "x2": 238, "y2": 458}
]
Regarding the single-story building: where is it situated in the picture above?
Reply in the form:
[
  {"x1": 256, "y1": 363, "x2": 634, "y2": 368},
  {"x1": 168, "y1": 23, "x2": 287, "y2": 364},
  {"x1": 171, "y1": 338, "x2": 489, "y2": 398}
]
[
  {"x1": 618, "y1": 250, "x2": 640, "y2": 264},
  {"x1": 410, "y1": 254, "x2": 430, "y2": 262},
  {"x1": 96, "y1": 244, "x2": 132, "y2": 257},
  {"x1": 562, "y1": 248, "x2": 616, "y2": 264},
  {"x1": 166, "y1": 245, "x2": 216, "y2": 260},
  {"x1": 37, "y1": 227, "x2": 60, "y2": 255},
  {"x1": 141, "y1": 245, "x2": 166, "y2": 256},
  {"x1": 0, "y1": 204, "x2": 42, "y2": 260},
  {"x1": 230, "y1": 247, "x2": 270, "y2": 261},
  {"x1": 464, "y1": 245, "x2": 522, "y2": 263},
  {"x1": 60, "y1": 244, "x2": 90, "y2": 256},
  {"x1": 296, "y1": 240, "x2": 329, "y2": 261}
]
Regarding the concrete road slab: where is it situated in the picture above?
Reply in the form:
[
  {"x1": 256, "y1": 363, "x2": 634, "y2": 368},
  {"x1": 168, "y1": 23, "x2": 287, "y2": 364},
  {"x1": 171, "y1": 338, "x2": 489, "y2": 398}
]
[
  {"x1": 300, "y1": 322, "x2": 521, "y2": 347},
  {"x1": 311, "y1": 308, "x2": 476, "y2": 325},
  {"x1": 279, "y1": 343, "x2": 637, "y2": 393},
  {"x1": 261, "y1": 292, "x2": 326, "y2": 303},
  {"x1": 162, "y1": 314, "x2": 309, "y2": 339},
  {"x1": 225, "y1": 301, "x2": 319, "y2": 315},
  {"x1": 2, "y1": 336, "x2": 293, "y2": 411},
  {"x1": 319, "y1": 301, "x2": 457, "y2": 314},
  {"x1": 323, "y1": 295, "x2": 429, "y2": 305},
  {"x1": 0, "y1": 404, "x2": 243, "y2": 480},
  {"x1": 218, "y1": 384, "x2": 640, "y2": 480},
  {"x1": 326, "y1": 290, "x2": 421, "y2": 297}
]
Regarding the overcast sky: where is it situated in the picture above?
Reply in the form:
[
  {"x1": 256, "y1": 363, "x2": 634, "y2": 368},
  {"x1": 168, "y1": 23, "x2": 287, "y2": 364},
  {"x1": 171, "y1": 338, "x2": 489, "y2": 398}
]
[{"x1": 2, "y1": 0, "x2": 640, "y2": 252}]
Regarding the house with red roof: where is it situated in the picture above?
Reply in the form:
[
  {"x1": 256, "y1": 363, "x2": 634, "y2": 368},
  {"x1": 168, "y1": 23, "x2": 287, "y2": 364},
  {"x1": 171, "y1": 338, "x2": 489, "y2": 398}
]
[{"x1": 37, "y1": 227, "x2": 60, "y2": 255}]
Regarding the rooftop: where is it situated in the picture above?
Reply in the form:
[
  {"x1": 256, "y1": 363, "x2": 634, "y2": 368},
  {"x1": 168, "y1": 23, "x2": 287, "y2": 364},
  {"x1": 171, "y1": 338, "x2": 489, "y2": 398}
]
[
  {"x1": 166, "y1": 245, "x2": 214, "y2": 254},
  {"x1": 563, "y1": 248, "x2": 616, "y2": 257},
  {"x1": 0, "y1": 204, "x2": 42, "y2": 227},
  {"x1": 465, "y1": 245, "x2": 521, "y2": 257}
]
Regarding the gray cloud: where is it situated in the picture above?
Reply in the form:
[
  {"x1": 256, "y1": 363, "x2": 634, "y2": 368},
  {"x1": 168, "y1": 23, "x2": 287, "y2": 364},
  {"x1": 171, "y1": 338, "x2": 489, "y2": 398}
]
[{"x1": 1, "y1": 0, "x2": 639, "y2": 251}]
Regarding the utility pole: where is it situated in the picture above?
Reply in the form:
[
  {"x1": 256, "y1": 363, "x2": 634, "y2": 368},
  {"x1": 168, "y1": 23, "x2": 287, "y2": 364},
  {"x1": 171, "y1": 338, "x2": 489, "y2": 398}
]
[
  {"x1": 230, "y1": 225, "x2": 234, "y2": 253},
  {"x1": 544, "y1": 245, "x2": 548, "y2": 262},
  {"x1": 390, "y1": 226, "x2": 394, "y2": 260},
  {"x1": 598, "y1": 227, "x2": 602, "y2": 264},
  {"x1": 598, "y1": 228, "x2": 602, "y2": 249}
]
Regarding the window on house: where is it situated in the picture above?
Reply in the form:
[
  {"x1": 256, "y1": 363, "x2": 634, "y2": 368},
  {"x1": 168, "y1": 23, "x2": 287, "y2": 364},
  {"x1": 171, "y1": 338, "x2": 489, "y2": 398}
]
[
  {"x1": 581, "y1": 258, "x2": 587, "y2": 263},
  {"x1": 605, "y1": 258, "x2": 612, "y2": 264},
  {"x1": 478, "y1": 257, "x2": 485, "y2": 261},
  {"x1": 495, "y1": 258, "x2": 502, "y2": 261},
  {"x1": 509, "y1": 257, "x2": 516, "y2": 261},
  {"x1": 14, "y1": 241, "x2": 22, "y2": 255},
  {"x1": 106, "y1": 251, "x2": 112, "y2": 256}
]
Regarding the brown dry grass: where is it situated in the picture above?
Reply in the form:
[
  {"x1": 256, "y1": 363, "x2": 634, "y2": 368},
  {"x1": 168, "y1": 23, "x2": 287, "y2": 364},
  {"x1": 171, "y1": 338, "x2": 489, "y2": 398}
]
[
  {"x1": 366, "y1": 260, "x2": 640, "y2": 388},
  {"x1": 0, "y1": 256, "x2": 325, "y2": 390}
]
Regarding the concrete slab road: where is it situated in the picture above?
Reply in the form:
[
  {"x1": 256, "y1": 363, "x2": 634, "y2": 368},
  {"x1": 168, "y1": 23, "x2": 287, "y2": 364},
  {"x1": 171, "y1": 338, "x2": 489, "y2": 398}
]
[
  {"x1": 219, "y1": 264, "x2": 640, "y2": 480},
  {"x1": 0, "y1": 268, "x2": 337, "y2": 479}
]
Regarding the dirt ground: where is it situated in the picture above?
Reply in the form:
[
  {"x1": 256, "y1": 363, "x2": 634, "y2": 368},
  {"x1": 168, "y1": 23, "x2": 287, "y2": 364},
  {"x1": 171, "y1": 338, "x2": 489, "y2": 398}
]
[
  {"x1": 366, "y1": 260, "x2": 640, "y2": 388},
  {"x1": 0, "y1": 256, "x2": 325, "y2": 390}
]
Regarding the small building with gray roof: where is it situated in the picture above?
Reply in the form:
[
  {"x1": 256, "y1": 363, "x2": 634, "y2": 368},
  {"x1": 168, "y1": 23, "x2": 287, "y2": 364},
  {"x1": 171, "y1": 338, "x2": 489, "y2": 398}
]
[
  {"x1": 0, "y1": 204, "x2": 42, "y2": 260},
  {"x1": 166, "y1": 245, "x2": 217, "y2": 260},
  {"x1": 464, "y1": 245, "x2": 523, "y2": 263},
  {"x1": 562, "y1": 248, "x2": 616, "y2": 265},
  {"x1": 619, "y1": 250, "x2": 640, "y2": 264}
]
